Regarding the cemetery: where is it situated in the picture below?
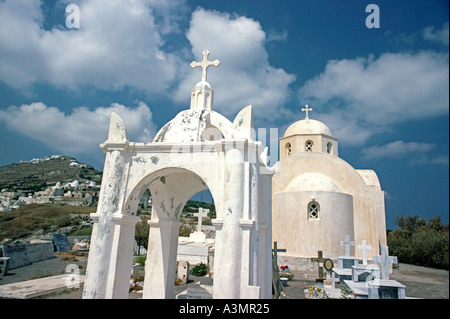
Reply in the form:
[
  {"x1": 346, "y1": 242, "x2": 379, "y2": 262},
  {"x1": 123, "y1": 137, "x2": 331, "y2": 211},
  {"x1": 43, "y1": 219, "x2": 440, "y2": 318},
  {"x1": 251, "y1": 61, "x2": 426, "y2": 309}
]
[{"x1": 0, "y1": 50, "x2": 448, "y2": 300}]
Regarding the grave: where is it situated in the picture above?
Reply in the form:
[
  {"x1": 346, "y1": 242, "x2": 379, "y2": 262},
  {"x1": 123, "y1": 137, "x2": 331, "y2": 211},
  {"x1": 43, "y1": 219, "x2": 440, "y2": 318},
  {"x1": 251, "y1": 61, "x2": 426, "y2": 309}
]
[
  {"x1": 177, "y1": 237, "x2": 215, "y2": 266},
  {"x1": 0, "y1": 244, "x2": 31, "y2": 269},
  {"x1": 189, "y1": 208, "x2": 209, "y2": 243},
  {"x1": 310, "y1": 251, "x2": 326, "y2": 283},
  {"x1": 0, "y1": 240, "x2": 54, "y2": 270},
  {"x1": 0, "y1": 274, "x2": 85, "y2": 299},
  {"x1": 320, "y1": 258, "x2": 345, "y2": 299},
  {"x1": 0, "y1": 257, "x2": 10, "y2": 276},
  {"x1": 373, "y1": 245, "x2": 398, "y2": 280},
  {"x1": 52, "y1": 234, "x2": 71, "y2": 252},
  {"x1": 176, "y1": 284, "x2": 213, "y2": 299},
  {"x1": 367, "y1": 279, "x2": 406, "y2": 299},
  {"x1": 343, "y1": 245, "x2": 406, "y2": 299},
  {"x1": 28, "y1": 239, "x2": 55, "y2": 262},
  {"x1": 356, "y1": 240, "x2": 372, "y2": 265},
  {"x1": 333, "y1": 235, "x2": 359, "y2": 282},
  {"x1": 133, "y1": 240, "x2": 147, "y2": 256},
  {"x1": 272, "y1": 242, "x2": 287, "y2": 299},
  {"x1": 177, "y1": 260, "x2": 190, "y2": 284},
  {"x1": 351, "y1": 264, "x2": 380, "y2": 282}
]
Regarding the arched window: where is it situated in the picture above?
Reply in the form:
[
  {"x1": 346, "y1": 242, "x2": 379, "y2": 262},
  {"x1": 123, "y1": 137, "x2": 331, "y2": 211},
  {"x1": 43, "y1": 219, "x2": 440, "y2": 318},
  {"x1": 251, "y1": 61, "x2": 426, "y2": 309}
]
[
  {"x1": 327, "y1": 142, "x2": 332, "y2": 154},
  {"x1": 308, "y1": 201, "x2": 320, "y2": 220},
  {"x1": 305, "y1": 140, "x2": 313, "y2": 152},
  {"x1": 286, "y1": 142, "x2": 292, "y2": 156}
]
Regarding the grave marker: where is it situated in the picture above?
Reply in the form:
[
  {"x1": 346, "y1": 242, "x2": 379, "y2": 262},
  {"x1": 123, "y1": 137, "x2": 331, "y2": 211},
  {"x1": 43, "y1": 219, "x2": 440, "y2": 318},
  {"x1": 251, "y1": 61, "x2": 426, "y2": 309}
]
[
  {"x1": 272, "y1": 242, "x2": 286, "y2": 298},
  {"x1": 373, "y1": 246, "x2": 397, "y2": 280},
  {"x1": 340, "y1": 235, "x2": 354, "y2": 257},
  {"x1": 193, "y1": 208, "x2": 209, "y2": 233},
  {"x1": 189, "y1": 208, "x2": 209, "y2": 243},
  {"x1": 0, "y1": 257, "x2": 10, "y2": 276},
  {"x1": 311, "y1": 250, "x2": 325, "y2": 282},
  {"x1": 357, "y1": 240, "x2": 372, "y2": 265},
  {"x1": 52, "y1": 234, "x2": 71, "y2": 252},
  {"x1": 0, "y1": 244, "x2": 31, "y2": 269},
  {"x1": 177, "y1": 261, "x2": 190, "y2": 284}
]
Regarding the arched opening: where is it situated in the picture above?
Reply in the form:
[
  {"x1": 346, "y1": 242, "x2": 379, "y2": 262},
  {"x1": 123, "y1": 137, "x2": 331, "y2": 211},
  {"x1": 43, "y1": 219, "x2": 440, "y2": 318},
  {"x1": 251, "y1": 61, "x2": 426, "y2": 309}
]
[
  {"x1": 305, "y1": 140, "x2": 314, "y2": 152},
  {"x1": 285, "y1": 142, "x2": 292, "y2": 156},
  {"x1": 327, "y1": 142, "x2": 333, "y2": 154},
  {"x1": 125, "y1": 167, "x2": 218, "y2": 299},
  {"x1": 308, "y1": 201, "x2": 320, "y2": 220}
]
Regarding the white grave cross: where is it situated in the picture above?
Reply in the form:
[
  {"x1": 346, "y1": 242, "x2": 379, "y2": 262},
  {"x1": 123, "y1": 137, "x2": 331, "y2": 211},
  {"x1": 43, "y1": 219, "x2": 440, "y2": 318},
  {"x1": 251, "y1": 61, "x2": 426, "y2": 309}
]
[
  {"x1": 193, "y1": 207, "x2": 209, "y2": 233},
  {"x1": 340, "y1": 235, "x2": 354, "y2": 257},
  {"x1": 328, "y1": 271, "x2": 339, "y2": 289},
  {"x1": 190, "y1": 50, "x2": 220, "y2": 82},
  {"x1": 373, "y1": 246, "x2": 398, "y2": 280},
  {"x1": 357, "y1": 240, "x2": 372, "y2": 265}
]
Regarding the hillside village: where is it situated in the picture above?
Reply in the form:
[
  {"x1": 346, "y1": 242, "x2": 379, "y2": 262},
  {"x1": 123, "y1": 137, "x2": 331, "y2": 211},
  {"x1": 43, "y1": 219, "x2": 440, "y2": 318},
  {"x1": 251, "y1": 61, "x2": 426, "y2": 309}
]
[{"x1": 0, "y1": 155, "x2": 103, "y2": 211}]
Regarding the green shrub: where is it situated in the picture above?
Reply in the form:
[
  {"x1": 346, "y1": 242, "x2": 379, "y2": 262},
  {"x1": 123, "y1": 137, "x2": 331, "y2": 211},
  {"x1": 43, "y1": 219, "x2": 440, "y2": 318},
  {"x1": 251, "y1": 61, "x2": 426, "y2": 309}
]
[
  {"x1": 135, "y1": 256, "x2": 146, "y2": 266},
  {"x1": 190, "y1": 262, "x2": 208, "y2": 276}
]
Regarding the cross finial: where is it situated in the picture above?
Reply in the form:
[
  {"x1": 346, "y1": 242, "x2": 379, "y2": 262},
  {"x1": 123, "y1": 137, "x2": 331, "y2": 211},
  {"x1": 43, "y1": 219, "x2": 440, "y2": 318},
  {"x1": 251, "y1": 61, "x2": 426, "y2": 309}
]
[
  {"x1": 301, "y1": 104, "x2": 313, "y2": 119},
  {"x1": 190, "y1": 49, "x2": 220, "y2": 82}
]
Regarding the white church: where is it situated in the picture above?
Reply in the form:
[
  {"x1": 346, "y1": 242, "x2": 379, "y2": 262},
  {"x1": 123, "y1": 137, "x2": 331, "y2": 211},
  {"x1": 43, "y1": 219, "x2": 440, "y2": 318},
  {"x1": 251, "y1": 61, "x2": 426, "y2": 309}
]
[{"x1": 272, "y1": 105, "x2": 387, "y2": 263}]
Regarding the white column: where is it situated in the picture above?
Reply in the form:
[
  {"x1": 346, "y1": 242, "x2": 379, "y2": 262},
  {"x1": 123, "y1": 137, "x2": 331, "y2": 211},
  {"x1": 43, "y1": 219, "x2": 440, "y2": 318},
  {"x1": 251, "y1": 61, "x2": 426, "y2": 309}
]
[
  {"x1": 105, "y1": 214, "x2": 140, "y2": 299},
  {"x1": 258, "y1": 172, "x2": 273, "y2": 299},
  {"x1": 83, "y1": 150, "x2": 130, "y2": 299},
  {"x1": 142, "y1": 219, "x2": 182, "y2": 299},
  {"x1": 213, "y1": 143, "x2": 245, "y2": 299}
]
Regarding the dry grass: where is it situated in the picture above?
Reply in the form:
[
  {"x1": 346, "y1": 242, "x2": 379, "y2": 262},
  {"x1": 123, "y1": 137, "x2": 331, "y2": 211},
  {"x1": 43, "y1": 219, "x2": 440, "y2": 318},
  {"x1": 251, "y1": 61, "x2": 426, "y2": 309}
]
[{"x1": 0, "y1": 203, "x2": 96, "y2": 242}]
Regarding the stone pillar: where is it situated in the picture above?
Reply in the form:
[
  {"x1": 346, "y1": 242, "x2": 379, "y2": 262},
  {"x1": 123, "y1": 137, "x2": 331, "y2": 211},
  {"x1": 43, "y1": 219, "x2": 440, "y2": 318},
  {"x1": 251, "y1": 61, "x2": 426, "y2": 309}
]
[
  {"x1": 105, "y1": 214, "x2": 140, "y2": 299},
  {"x1": 259, "y1": 172, "x2": 274, "y2": 299},
  {"x1": 142, "y1": 219, "x2": 182, "y2": 299},
  {"x1": 83, "y1": 149, "x2": 130, "y2": 299},
  {"x1": 213, "y1": 143, "x2": 245, "y2": 299}
]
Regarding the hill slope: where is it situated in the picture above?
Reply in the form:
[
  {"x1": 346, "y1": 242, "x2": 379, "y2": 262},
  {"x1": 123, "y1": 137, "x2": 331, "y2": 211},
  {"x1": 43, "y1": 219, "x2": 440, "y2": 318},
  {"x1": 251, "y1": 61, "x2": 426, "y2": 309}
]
[{"x1": 0, "y1": 155, "x2": 102, "y2": 191}]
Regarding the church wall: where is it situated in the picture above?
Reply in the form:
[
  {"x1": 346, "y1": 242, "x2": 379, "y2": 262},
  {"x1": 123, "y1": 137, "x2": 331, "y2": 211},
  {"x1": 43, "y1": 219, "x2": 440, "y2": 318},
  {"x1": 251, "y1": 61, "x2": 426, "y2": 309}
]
[
  {"x1": 272, "y1": 152, "x2": 386, "y2": 260},
  {"x1": 321, "y1": 136, "x2": 339, "y2": 156},
  {"x1": 272, "y1": 190, "x2": 353, "y2": 259}
]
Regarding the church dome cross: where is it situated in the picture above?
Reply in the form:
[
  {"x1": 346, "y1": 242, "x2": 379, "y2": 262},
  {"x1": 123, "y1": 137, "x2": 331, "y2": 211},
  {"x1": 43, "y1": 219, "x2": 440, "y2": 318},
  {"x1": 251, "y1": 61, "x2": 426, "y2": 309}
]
[
  {"x1": 301, "y1": 104, "x2": 313, "y2": 119},
  {"x1": 190, "y1": 49, "x2": 221, "y2": 83}
]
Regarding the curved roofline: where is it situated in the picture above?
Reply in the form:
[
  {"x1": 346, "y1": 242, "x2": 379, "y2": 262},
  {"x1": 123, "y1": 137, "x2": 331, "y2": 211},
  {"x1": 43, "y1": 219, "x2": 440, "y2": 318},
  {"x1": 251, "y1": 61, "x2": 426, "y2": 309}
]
[{"x1": 283, "y1": 118, "x2": 334, "y2": 138}]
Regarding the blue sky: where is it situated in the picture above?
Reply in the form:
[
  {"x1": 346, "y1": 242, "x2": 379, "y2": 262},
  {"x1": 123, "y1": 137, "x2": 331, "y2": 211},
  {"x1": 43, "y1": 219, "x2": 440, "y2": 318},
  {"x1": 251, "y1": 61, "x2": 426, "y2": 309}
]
[{"x1": 0, "y1": 0, "x2": 448, "y2": 229}]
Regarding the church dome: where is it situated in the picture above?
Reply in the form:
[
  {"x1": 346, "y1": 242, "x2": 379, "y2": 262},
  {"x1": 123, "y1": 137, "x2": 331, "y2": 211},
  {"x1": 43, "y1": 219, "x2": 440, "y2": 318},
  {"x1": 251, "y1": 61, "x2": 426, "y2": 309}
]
[
  {"x1": 285, "y1": 173, "x2": 341, "y2": 193},
  {"x1": 194, "y1": 81, "x2": 211, "y2": 90},
  {"x1": 284, "y1": 118, "x2": 333, "y2": 137}
]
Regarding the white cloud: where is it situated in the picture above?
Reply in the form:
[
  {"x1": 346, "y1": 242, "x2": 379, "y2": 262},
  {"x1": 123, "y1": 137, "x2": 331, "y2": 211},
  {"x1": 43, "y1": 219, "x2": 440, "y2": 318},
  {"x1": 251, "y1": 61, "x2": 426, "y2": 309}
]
[
  {"x1": 299, "y1": 50, "x2": 449, "y2": 145},
  {"x1": 174, "y1": 8, "x2": 295, "y2": 120},
  {"x1": 0, "y1": 101, "x2": 157, "y2": 155},
  {"x1": 0, "y1": 0, "x2": 182, "y2": 95},
  {"x1": 362, "y1": 139, "x2": 449, "y2": 166},
  {"x1": 361, "y1": 140, "x2": 436, "y2": 160},
  {"x1": 410, "y1": 154, "x2": 449, "y2": 166},
  {"x1": 423, "y1": 22, "x2": 449, "y2": 45}
]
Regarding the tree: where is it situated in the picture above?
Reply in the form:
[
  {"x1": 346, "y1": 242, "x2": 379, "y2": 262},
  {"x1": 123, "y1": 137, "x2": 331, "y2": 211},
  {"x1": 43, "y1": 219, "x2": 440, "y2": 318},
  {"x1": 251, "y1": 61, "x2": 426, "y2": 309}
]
[
  {"x1": 388, "y1": 214, "x2": 449, "y2": 269},
  {"x1": 134, "y1": 215, "x2": 150, "y2": 253}
]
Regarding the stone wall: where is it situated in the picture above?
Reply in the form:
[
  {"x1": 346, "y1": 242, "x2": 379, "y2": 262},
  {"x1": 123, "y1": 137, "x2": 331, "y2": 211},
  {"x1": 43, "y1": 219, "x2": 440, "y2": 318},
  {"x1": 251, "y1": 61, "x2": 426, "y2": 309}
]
[{"x1": 0, "y1": 240, "x2": 54, "y2": 269}]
